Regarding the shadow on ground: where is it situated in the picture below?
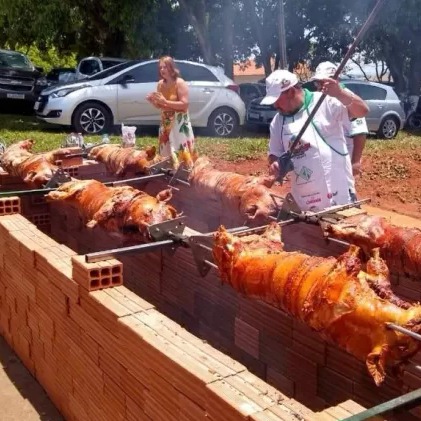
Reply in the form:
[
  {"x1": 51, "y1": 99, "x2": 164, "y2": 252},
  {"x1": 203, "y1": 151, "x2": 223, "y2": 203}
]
[{"x1": 0, "y1": 336, "x2": 63, "y2": 421}]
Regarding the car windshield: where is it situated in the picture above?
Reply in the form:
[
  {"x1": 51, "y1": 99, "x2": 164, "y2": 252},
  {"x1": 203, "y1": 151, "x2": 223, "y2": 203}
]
[
  {"x1": 0, "y1": 51, "x2": 34, "y2": 70},
  {"x1": 87, "y1": 60, "x2": 140, "y2": 80}
]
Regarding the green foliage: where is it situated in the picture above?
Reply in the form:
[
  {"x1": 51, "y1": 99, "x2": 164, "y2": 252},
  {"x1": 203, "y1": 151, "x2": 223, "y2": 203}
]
[{"x1": 14, "y1": 45, "x2": 77, "y2": 73}]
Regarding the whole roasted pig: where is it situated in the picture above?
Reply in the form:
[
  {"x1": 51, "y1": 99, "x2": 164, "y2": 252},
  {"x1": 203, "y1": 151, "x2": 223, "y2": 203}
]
[
  {"x1": 46, "y1": 179, "x2": 178, "y2": 242},
  {"x1": 88, "y1": 144, "x2": 164, "y2": 176},
  {"x1": 213, "y1": 223, "x2": 421, "y2": 385},
  {"x1": 0, "y1": 139, "x2": 58, "y2": 187},
  {"x1": 324, "y1": 214, "x2": 421, "y2": 279},
  {"x1": 189, "y1": 156, "x2": 278, "y2": 224},
  {"x1": 0, "y1": 139, "x2": 75, "y2": 188}
]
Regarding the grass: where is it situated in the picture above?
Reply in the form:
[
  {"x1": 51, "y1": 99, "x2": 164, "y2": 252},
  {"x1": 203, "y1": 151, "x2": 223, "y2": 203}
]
[{"x1": 0, "y1": 112, "x2": 420, "y2": 160}]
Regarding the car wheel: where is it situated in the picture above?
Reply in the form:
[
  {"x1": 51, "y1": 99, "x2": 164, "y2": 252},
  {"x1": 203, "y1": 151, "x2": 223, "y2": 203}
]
[
  {"x1": 73, "y1": 102, "x2": 112, "y2": 135},
  {"x1": 377, "y1": 116, "x2": 399, "y2": 139},
  {"x1": 207, "y1": 107, "x2": 239, "y2": 137},
  {"x1": 407, "y1": 112, "x2": 421, "y2": 130}
]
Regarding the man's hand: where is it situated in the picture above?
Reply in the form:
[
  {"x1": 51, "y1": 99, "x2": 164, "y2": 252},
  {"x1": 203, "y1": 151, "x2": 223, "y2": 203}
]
[
  {"x1": 318, "y1": 78, "x2": 342, "y2": 98},
  {"x1": 352, "y1": 161, "x2": 362, "y2": 176},
  {"x1": 269, "y1": 160, "x2": 280, "y2": 178}
]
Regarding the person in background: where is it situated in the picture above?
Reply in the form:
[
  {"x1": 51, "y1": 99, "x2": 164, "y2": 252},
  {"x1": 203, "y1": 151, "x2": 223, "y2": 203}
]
[
  {"x1": 264, "y1": 69, "x2": 369, "y2": 212},
  {"x1": 312, "y1": 61, "x2": 369, "y2": 182},
  {"x1": 146, "y1": 56, "x2": 196, "y2": 168}
]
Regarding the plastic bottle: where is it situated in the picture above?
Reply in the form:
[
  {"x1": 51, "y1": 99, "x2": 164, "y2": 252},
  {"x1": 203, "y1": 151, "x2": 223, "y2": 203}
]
[
  {"x1": 77, "y1": 133, "x2": 85, "y2": 147},
  {"x1": 102, "y1": 133, "x2": 110, "y2": 144}
]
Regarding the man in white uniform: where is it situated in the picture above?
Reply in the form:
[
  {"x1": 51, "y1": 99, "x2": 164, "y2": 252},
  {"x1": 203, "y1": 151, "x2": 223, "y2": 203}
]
[
  {"x1": 264, "y1": 69, "x2": 369, "y2": 212},
  {"x1": 312, "y1": 62, "x2": 369, "y2": 179}
]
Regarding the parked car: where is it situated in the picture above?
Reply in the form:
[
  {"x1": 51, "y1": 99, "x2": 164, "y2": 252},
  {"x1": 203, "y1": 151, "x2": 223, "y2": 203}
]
[
  {"x1": 76, "y1": 57, "x2": 128, "y2": 80},
  {"x1": 0, "y1": 48, "x2": 46, "y2": 108},
  {"x1": 246, "y1": 79, "x2": 406, "y2": 139},
  {"x1": 239, "y1": 82, "x2": 266, "y2": 109},
  {"x1": 35, "y1": 59, "x2": 245, "y2": 137},
  {"x1": 37, "y1": 67, "x2": 77, "y2": 87}
]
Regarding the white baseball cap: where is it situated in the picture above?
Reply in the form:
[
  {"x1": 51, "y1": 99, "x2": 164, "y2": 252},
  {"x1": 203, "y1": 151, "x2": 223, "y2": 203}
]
[
  {"x1": 312, "y1": 61, "x2": 338, "y2": 80},
  {"x1": 260, "y1": 70, "x2": 299, "y2": 105}
]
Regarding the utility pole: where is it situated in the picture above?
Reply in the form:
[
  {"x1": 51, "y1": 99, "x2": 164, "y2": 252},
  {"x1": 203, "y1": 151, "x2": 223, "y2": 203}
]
[{"x1": 278, "y1": 0, "x2": 288, "y2": 69}]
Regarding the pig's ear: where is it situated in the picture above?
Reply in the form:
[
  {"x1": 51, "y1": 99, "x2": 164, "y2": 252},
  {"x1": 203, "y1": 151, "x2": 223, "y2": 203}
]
[
  {"x1": 23, "y1": 171, "x2": 36, "y2": 183},
  {"x1": 146, "y1": 146, "x2": 156, "y2": 159},
  {"x1": 156, "y1": 188, "x2": 172, "y2": 203}
]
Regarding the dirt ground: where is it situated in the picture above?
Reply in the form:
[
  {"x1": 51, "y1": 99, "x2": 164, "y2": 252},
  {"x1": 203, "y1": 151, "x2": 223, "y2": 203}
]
[
  {"x1": 213, "y1": 147, "x2": 421, "y2": 220},
  {"x1": 0, "y1": 337, "x2": 62, "y2": 421}
]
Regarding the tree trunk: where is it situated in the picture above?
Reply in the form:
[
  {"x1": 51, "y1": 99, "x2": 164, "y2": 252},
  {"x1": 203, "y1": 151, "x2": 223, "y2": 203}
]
[
  {"x1": 408, "y1": 55, "x2": 421, "y2": 96},
  {"x1": 222, "y1": 0, "x2": 234, "y2": 79},
  {"x1": 178, "y1": 0, "x2": 214, "y2": 64}
]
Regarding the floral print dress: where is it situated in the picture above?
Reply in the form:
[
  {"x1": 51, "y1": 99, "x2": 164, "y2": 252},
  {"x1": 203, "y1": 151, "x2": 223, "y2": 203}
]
[{"x1": 158, "y1": 81, "x2": 196, "y2": 169}]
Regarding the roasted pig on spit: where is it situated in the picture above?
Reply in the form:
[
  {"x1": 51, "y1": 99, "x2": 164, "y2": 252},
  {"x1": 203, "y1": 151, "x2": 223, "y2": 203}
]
[
  {"x1": 213, "y1": 223, "x2": 421, "y2": 385},
  {"x1": 46, "y1": 179, "x2": 178, "y2": 242},
  {"x1": 88, "y1": 144, "x2": 164, "y2": 176},
  {"x1": 324, "y1": 214, "x2": 421, "y2": 279},
  {"x1": 0, "y1": 139, "x2": 76, "y2": 188},
  {"x1": 189, "y1": 157, "x2": 278, "y2": 224}
]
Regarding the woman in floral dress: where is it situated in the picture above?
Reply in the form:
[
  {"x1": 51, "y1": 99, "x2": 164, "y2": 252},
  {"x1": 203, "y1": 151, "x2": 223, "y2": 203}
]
[{"x1": 146, "y1": 56, "x2": 196, "y2": 169}]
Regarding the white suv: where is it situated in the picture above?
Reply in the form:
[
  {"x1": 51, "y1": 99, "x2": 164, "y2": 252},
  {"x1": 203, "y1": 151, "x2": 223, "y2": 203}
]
[{"x1": 35, "y1": 59, "x2": 245, "y2": 137}]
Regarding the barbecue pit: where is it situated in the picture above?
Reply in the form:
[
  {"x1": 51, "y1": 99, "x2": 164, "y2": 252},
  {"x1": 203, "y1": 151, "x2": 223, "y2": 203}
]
[{"x1": 1, "y1": 157, "x2": 421, "y2": 420}]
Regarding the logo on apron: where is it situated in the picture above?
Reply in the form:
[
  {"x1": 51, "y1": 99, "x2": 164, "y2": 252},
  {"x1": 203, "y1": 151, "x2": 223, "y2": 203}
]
[{"x1": 297, "y1": 166, "x2": 313, "y2": 182}]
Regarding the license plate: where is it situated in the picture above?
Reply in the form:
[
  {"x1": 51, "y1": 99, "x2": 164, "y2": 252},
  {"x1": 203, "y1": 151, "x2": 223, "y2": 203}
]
[
  {"x1": 34, "y1": 101, "x2": 40, "y2": 111},
  {"x1": 7, "y1": 93, "x2": 25, "y2": 100},
  {"x1": 248, "y1": 112, "x2": 260, "y2": 120}
]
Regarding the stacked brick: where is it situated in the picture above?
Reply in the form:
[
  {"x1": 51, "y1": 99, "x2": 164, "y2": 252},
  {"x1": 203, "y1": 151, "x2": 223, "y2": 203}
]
[{"x1": 0, "y1": 201, "x2": 372, "y2": 421}]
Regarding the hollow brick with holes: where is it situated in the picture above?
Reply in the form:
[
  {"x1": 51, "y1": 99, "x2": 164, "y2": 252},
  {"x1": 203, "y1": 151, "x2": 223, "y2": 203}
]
[
  {"x1": 71, "y1": 255, "x2": 123, "y2": 291},
  {"x1": 0, "y1": 196, "x2": 21, "y2": 215}
]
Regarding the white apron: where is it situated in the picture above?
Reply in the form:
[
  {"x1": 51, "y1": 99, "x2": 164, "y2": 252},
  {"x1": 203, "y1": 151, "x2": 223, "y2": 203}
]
[{"x1": 279, "y1": 91, "x2": 353, "y2": 212}]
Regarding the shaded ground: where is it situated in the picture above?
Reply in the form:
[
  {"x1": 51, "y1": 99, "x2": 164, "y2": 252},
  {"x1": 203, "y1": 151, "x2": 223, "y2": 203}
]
[
  {"x1": 213, "y1": 147, "x2": 421, "y2": 220},
  {"x1": 0, "y1": 337, "x2": 63, "y2": 421}
]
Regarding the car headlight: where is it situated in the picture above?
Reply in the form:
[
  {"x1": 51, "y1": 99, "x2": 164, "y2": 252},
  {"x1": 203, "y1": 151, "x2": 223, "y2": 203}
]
[{"x1": 49, "y1": 85, "x2": 89, "y2": 98}]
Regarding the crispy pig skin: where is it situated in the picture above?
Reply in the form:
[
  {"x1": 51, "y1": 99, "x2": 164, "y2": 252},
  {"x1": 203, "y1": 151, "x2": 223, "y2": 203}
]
[
  {"x1": 46, "y1": 179, "x2": 178, "y2": 242},
  {"x1": 1, "y1": 139, "x2": 57, "y2": 187},
  {"x1": 325, "y1": 214, "x2": 421, "y2": 278},
  {"x1": 88, "y1": 144, "x2": 163, "y2": 176},
  {"x1": 189, "y1": 156, "x2": 278, "y2": 224},
  {"x1": 0, "y1": 139, "x2": 75, "y2": 188},
  {"x1": 213, "y1": 223, "x2": 421, "y2": 385}
]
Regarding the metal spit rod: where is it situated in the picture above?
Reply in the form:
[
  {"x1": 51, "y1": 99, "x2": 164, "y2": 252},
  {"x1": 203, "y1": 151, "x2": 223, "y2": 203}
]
[
  {"x1": 85, "y1": 239, "x2": 178, "y2": 263},
  {"x1": 386, "y1": 323, "x2": 421, "y2": 342},
  {"x1": 342, "y1": 387, "x2": 421, "y2": 421},
  {"x1": 0, "y1": 173, "x2": 167, "y2": 198}
]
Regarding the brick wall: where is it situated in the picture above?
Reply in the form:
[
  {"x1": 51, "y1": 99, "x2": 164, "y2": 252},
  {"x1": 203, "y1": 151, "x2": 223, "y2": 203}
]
[{"x1": 2, "y1": 201, "x2": 363, "y2": 421}]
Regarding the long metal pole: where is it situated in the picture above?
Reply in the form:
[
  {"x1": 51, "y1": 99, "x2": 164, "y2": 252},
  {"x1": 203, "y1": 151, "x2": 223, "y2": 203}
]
[
  {"x1": 287, "y1": 0, "x2": 387, "y2": 155},
  {"x1": 278, "y1": 0, "x2": 288, "y2": 69}
]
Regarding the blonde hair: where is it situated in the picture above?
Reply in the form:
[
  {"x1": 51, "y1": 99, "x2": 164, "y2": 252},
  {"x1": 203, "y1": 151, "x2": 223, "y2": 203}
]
[{"x1": 159, "y1": 56, "x2": 180, "y2": 79}]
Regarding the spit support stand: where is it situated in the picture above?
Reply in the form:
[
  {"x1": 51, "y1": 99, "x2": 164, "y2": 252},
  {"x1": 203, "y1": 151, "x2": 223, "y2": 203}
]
[
  {"x1": 146, "y1": 157, "x2": 172, "y2": 175},
  {"x1": 147, "y1": 216, "x2": 187, "y2": 242},
  {"x1": 85, "y1": 216, "x2": 188, "y2": 263},
  {"x1": 188, "y1": 234, "x2": 217, "y2": 277},
  {"x1": 43, "y1": 167, "x2": 72, "y2": 188},
  {"x1": 168, "y1": 163, "x2": 191, "y2": 187},
  {"x1": 63, "y1": 140, "x2": 110, "y2": 158},
  {"x1": 272, "y1": 192, "x2": 371, "y2": 225}
]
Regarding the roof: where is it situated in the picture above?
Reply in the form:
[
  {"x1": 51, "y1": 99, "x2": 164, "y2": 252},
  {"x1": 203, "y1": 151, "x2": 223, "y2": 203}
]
[{"x1": 233, "y1": 59, "x2": 266, "y2": 77}]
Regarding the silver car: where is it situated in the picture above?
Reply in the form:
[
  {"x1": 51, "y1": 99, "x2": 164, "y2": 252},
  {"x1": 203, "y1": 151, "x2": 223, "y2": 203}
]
[
  {"x1": 35, "y1": 59, "x2": 245, "y2": 137},
  {"x1": 246, "y1": 79, "x2": 406, "y2": 139}
]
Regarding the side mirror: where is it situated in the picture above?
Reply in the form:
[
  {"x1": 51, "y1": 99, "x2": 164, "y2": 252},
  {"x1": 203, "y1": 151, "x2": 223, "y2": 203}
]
[{"x1": 121, "y1": 74, "x2": 135, "y2": 85}]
